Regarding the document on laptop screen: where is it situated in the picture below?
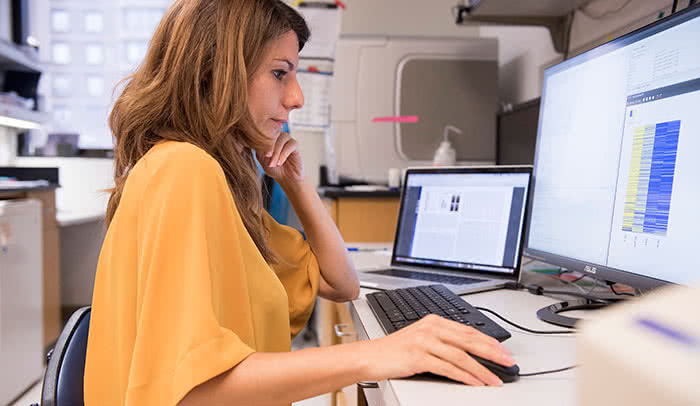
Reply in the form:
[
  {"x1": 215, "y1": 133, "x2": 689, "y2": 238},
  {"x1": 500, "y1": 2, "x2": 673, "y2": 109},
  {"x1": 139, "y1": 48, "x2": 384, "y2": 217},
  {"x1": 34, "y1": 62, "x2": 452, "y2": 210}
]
[{"x1": 394, "y1": 172, "x2": 530, "y2": 271}]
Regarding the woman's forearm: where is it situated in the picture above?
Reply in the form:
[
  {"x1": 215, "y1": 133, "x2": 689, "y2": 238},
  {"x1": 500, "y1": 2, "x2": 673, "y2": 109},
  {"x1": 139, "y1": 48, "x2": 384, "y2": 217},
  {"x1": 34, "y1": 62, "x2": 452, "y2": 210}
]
[
  {"x1": 179, "y1": 340, "x2": 373, "y2": 406},
  {"x1": 279, "y1": 179, "x2": 359, "y2": 301},
  {"x1": 179, "y1": 314, "x2": 515, "y2": 405}
]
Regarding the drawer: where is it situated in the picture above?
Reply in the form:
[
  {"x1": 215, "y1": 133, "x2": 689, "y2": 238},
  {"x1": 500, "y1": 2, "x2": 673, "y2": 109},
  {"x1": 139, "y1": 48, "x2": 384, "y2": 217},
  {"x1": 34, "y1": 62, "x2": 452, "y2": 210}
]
[
  {"x1": 334, "y1": 302, "x2": 357, "y2": 345},
  {"x1": 318, "y1": 298, "x2": 338, "y2": 347}
]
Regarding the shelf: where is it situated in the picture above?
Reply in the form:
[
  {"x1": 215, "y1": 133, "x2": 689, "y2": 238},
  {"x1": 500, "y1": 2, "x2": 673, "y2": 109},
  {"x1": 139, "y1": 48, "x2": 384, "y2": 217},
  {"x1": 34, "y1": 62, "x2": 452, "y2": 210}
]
[
  {"x1": 0, "y1": 40, "x2": 42, "y2": 73},
  {"x1": 469, "y1": 0, "x2": 591, "y2": 17},
  {"x1": 458, "y1": 0, "x2": 593, "y2": 53},
  {"x1": 0, "y1": 102, "x2": 49, "y2": 130}
]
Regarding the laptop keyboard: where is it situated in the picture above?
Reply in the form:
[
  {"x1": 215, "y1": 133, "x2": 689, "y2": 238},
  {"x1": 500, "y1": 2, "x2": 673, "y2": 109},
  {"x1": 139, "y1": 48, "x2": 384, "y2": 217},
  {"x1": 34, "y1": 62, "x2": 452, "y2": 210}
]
[
  {"x1": 367, "y1": 284, "x2": 511, "y2": 342},
  {"x1": 371, "y1": 268, "x2": 485, "y2": 285}
]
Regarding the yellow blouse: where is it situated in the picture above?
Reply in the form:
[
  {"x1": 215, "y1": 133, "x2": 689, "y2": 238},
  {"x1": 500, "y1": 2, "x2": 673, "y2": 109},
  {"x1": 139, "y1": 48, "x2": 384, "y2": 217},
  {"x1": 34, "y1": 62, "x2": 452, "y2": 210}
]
[{"x1": 85, "y1": 141, "x2": 320, "y2": 405}]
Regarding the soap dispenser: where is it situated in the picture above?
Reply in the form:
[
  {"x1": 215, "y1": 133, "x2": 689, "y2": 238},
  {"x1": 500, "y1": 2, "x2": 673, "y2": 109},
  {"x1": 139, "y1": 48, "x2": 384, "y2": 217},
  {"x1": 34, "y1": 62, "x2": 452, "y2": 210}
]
[{"x1": 433, "y1": 125, "x2": 461, "y2": 166}]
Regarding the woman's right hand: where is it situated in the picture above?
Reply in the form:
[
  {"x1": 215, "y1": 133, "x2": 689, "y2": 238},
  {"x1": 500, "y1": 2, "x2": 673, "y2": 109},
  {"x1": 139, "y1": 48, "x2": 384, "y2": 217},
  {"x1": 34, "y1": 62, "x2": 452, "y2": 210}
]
[{"x1": 362, "y1": 314, "x2": 515, "y2": 386}]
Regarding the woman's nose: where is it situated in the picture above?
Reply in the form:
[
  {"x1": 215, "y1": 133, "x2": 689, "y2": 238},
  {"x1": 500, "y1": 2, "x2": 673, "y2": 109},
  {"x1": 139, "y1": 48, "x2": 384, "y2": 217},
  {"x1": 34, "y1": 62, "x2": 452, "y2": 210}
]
[{"x1": 283, "y1": 77, "x2": 304, "y2": 111}]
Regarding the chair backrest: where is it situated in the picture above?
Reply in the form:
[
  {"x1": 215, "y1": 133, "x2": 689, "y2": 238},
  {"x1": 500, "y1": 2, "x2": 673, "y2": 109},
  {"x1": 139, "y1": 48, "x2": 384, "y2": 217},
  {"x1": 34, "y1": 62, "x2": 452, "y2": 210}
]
[{"x1": 40, "y1": 307, "x2": 91, "y2": 406}]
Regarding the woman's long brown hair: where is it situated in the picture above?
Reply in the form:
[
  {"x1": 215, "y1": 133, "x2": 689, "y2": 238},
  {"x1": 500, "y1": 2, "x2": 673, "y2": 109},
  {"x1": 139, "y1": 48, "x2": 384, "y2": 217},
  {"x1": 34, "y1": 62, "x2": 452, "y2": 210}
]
[{"x1": 106, "y1": 0, "x2": 309, "y2": 263}]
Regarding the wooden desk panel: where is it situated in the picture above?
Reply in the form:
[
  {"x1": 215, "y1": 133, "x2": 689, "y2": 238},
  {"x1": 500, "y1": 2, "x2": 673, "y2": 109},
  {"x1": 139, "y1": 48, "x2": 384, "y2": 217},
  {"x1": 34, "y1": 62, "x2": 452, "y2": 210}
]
[
  {"x1": 333, "y1": 198, "x2": 399, "y2": 243},
  {"x1": 319, "y1": 194, "x2": 398, "y2": 405}
]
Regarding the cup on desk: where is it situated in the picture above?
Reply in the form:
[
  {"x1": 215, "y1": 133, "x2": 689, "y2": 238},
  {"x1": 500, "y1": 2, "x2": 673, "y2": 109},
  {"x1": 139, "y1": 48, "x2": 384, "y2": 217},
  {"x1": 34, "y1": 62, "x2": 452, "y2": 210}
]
[{"x1": 388, "y1": 168, "x2": 401, "y2": 188}]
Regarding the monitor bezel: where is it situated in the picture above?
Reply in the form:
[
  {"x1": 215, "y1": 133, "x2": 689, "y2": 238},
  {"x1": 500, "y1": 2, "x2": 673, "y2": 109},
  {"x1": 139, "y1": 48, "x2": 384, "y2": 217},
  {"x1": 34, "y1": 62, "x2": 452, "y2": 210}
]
[
  {"x1": 392, "y1": 165, "x2": 533, "y2": 281},
  {"x1": 524, "y1": 4, "x2": 700, "y2": 291}
]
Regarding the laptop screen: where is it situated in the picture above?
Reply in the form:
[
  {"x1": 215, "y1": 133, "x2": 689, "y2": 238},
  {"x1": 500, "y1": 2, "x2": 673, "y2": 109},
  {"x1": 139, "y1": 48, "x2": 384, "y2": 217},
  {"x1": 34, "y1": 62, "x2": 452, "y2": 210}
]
[{"x1": 392, "y1": 167, "x2": 532, "y2": 276}]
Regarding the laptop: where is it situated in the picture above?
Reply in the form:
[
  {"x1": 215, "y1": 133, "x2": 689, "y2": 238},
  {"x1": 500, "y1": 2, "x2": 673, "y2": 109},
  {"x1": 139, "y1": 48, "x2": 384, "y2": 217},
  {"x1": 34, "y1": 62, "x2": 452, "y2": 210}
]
[{"x1": 358, "y1": 166, "x2": 532, "y2": 295}]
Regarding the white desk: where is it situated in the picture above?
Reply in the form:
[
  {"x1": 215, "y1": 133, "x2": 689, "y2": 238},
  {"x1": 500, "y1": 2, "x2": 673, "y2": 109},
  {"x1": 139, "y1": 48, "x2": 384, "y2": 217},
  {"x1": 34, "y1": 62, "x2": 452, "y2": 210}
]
[{"x1": 348, "y1": 248, "x2": 580, "y2": 406}]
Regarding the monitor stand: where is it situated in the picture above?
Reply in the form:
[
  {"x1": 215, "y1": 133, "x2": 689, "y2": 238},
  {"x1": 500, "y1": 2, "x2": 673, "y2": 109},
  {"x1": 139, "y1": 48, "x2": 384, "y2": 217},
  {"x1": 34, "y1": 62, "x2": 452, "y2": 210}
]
[{"x1": 536, "y1": 299, "x2": 622, "y2": 328}]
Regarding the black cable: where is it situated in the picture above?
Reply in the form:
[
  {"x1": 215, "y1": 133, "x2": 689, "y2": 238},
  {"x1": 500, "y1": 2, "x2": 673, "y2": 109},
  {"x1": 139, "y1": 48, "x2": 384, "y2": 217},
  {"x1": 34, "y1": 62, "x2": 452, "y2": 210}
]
[
  {"x1": 504, "y1": 281, "x2": 613, "y2": 302},
  {"x1": 475, "y1": 306, "x2": 575, "y2": 335},
  {"x1": 535, "y1": 288, "x2": 606, "y2": 301},
  {"x1": 672, "y1": 0, "x2": 679, "y2": 13},
  {"x1": 519, "y1": 365, "x2": 578, "y2": 377}
]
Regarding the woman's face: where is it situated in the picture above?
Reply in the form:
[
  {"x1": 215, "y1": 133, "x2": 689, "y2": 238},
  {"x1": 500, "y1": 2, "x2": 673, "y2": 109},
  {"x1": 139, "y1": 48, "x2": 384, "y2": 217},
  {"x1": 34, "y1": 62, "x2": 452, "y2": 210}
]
[{"x1": 247, "y1": 30, "x2": 304, "y2": 151}]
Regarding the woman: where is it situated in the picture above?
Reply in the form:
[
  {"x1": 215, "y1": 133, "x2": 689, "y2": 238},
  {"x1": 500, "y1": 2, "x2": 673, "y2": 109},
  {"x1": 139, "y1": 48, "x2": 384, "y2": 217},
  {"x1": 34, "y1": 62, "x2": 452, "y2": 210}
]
[{"x1": 84, "y1": 1, "x2": 515, "y2": 405}]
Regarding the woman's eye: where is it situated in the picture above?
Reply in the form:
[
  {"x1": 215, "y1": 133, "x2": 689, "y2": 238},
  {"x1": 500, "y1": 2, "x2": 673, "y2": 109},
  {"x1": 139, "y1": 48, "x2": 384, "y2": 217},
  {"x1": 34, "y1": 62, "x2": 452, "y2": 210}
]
[{"x1": 272, "y1": 70, "x2": 287, "y2": 80}]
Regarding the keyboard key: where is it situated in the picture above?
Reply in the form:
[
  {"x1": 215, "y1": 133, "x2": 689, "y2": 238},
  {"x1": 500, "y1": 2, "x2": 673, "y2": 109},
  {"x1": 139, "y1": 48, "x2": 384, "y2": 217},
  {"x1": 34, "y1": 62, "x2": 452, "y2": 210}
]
[
  {"x1": 388, "y1": 314, "x2": 405, "y2": 322},
  {"x1": 404, "y1": 312, "x2": 419, "y2": 320},
  {"x1": 394, "y1": 321, "x2": 408, "y2": 329},
  {"x1": 367, "y1": 285, "x2": 511, "y2": 342}
]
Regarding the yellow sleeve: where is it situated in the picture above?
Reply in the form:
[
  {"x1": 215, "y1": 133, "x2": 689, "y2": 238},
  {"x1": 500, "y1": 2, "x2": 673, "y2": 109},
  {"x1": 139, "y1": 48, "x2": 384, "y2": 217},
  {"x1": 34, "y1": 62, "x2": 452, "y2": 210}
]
[
  {"x1": 126, "y1": 146, "x2": 255, "y2": 405},
  {"x1": 264, "y1": 212, "x2": 321, "y2": 338}
]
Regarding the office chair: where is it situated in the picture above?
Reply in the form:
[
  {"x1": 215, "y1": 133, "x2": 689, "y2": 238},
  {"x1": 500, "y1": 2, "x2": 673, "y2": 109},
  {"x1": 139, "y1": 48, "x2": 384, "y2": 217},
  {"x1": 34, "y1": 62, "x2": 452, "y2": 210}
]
[{"x1": 31, "y1": 306, "x2": 91, "y2": 406}]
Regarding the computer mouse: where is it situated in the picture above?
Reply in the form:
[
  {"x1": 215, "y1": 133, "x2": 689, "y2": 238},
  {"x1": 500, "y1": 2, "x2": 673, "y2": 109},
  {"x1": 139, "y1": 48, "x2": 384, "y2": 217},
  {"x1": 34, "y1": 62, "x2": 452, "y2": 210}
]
[
  {"x1": 412, "y1": 354, "x2": 520, "y2": 384},
  {"x1": 470, "y1": 354, "x2": 520, "y2": 383}
]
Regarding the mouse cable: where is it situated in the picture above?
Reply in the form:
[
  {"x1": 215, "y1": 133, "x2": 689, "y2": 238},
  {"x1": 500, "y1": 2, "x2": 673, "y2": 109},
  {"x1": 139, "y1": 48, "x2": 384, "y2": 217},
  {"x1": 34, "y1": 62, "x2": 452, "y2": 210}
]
[
  {"x1": 504, "y1": 281, "x2": 617, "y2": 302},
  {"x1": 519, "y1": 365, "x2": 578, "y2": 377},
  {"x1": 475, "y1": 306, "x2": 575, "y2": 335}
]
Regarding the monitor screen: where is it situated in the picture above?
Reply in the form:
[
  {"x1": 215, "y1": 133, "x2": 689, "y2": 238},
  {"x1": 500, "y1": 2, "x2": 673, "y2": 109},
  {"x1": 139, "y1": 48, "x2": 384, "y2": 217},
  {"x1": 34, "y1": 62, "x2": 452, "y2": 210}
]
[
  {"x1": 497, "y1": 98, "x2": 540, "y2": 165},
  {"x1": 393, "y1": 168, "x2": 531, "y2": 276},
  {"x1": 527, "y1": 6, "x2": 700, "y2": 288}
]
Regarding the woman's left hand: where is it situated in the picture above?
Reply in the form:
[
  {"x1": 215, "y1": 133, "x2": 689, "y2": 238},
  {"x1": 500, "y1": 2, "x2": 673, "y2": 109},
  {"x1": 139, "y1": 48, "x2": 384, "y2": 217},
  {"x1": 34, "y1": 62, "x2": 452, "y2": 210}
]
[{"x1": 256, "y1": 132, "x2": 304, "y2": 185}]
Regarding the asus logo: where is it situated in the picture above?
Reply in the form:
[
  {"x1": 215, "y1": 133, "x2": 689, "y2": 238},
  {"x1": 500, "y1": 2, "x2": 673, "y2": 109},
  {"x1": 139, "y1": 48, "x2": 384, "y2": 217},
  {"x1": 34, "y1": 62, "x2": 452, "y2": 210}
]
[{"x1": 584, "y1": 265, "x2": 597, "y2": 274}]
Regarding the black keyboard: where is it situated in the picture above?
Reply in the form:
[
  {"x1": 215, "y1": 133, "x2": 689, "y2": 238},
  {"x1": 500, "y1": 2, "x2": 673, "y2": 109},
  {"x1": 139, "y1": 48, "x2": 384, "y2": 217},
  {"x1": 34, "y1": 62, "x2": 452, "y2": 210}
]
[
  {"x1": 370, "y1": 269, "x2": 485, "y2": 285},
  {"x1": 366, "y1": 284, "x2": 511, "y2": 342}
]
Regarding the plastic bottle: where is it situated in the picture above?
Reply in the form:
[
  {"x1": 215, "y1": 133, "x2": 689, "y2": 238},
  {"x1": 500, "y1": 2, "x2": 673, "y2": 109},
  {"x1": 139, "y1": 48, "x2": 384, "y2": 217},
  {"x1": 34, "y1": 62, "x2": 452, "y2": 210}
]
[{"x1": 433, "y1": 125, "x2": 461, "y2": 166}]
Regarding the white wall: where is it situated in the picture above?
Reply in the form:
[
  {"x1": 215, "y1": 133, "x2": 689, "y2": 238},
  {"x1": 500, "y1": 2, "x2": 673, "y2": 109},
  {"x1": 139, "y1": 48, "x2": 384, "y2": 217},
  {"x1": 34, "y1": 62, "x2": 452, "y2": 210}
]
[
  {"x1": 340, "y1": 0, "x2": 478, "y2": 37},
  {"x1": 479, "y1": 25, "x2": 558, "y2": 104},
  {"x1": 14, "y1": 156, "x2": 114, "y2": 214}
]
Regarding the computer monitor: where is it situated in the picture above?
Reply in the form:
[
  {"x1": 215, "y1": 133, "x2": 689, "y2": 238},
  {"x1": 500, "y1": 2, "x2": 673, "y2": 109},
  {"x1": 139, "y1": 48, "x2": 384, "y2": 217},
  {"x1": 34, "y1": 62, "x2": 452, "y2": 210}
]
[
  {"x1": 526, "y1": 5, "x2": 700, "y2": 295},
  {"x1": 496, "y1": 98, "x2": 540, "y2": 165}
]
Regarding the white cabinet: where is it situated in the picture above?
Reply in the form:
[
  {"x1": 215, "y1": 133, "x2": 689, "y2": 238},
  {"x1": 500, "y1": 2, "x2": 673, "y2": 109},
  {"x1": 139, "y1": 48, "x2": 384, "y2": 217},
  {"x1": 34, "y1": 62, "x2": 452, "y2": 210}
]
[{"x1": 0, "y1": 199, "x2": 43, "y2": 405}]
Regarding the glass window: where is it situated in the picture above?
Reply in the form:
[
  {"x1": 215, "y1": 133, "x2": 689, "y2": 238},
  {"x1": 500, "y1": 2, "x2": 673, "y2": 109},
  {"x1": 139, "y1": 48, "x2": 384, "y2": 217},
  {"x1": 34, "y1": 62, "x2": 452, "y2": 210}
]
[
  {"x1": 125, "y1": 41, "x2": 148, "y2": 64},
  {"x1": 86, "y1": 75, "x2": 104, "y2": 96},
  {"x1": 52, "y1": 42, "x2": 71, "y2": 64},
  {"x1": 52, "y1": 105, "x2": 73, "y2": 130},
  {"x1": 42, "y1": 1, "x2": 172, "y2": 151},
  {"x1": 85, "y1": 43, "x2": 104, "y2": 65},
  {"x1": 123, "y1": 8, "x2": 165, "y2": 34},
  {"x1": 148, "y1": 8, "x2": 165, "y2": 31},
  {"x1": 52, "y1": 74, "x2": 72, "y2": 97},
  {"x1": 80, "y1": 106, "x2": 110, "y2": 149},
  {"x1": 51, "y1": 9, "x2": 70, "y2": 33},
  {"x1": 85, "y1": 11, "x2": 104, "y2": 33}
]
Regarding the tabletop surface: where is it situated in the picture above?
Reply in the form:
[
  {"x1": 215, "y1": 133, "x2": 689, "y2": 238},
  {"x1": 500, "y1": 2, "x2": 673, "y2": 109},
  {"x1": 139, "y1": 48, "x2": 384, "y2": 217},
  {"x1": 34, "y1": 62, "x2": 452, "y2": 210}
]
[{"x1": 347, "y1": 245, "x2": 582, "y2": 406}]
